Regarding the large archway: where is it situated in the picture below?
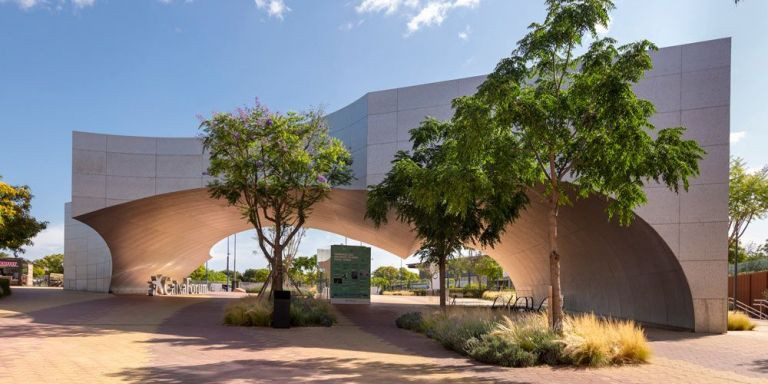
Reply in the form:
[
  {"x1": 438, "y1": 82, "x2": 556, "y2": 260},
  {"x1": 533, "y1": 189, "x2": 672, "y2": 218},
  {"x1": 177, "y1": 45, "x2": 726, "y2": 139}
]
[{"x1": 75, "y1": 187, "x2": 694, "y2": 330}]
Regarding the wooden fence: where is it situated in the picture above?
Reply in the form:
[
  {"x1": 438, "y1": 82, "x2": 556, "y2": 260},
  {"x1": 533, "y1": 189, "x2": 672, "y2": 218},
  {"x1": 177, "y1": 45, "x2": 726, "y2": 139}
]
[{"x1": 728, "y1": 270, "x2": 768, "y2": 309}]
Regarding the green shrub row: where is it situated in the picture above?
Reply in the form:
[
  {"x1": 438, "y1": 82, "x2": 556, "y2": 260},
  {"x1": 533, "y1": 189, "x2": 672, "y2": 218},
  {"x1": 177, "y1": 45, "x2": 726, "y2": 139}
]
[
  {"x1": 396, "y1": 309, "x2": 650, "y2": 368},
  {"x1": 224, "y1": 296, "x2": 335, "y2": 327},
  {"x1": 448, "y1": 287, "x2": 486, "y2": 298},
  {"x1": 0, "y1": 279, "x2": 10, "y2": 298}
]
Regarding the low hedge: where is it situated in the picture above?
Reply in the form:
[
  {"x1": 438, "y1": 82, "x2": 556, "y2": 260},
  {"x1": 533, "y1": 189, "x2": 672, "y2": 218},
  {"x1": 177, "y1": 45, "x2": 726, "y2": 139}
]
[
  {"x1": 0, "y1": 279, "x2": 11, "y2": 297},
  {"x1": 448, "y1": 287, "x2": 486, "y2": 298}
]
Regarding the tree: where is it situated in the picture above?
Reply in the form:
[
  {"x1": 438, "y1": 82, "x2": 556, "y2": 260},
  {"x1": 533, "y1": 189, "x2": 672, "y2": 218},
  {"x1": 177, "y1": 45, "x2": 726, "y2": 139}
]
[
  {"x1": 289, "y1": 255, "x2": 318, "y2": 286},
  {"x1": 242, "y1": 268, "x2": 270, "y2": 283},
  {"x1": 0, "y1": 177, "x2": 47, "y2": 256},
  {"x1": 372, "y1": 266, "x2": 398, "y2": 291},
  {"x1": 475, "y1": 255, "x2": 503, "y2": 289},
  {"x1": 188, "y1": 265, "x2": 228, "y2": 282},
  {"x1": 200, "y1": 101, "x2": 353, "y2": 296},
  {"x1": 399, "y1": 267, "x2": 420, "y2": 289},
  {"x1": 433, "y1": 0, "x2": 704, "y2": 331},
  {"x1": 366, "y1": 116, "x2": 529, "y2": 307},
  {"x1": 728, "y1": 157, "x2": 768, "y2": 264},
  {"x1": 36, "y1": 253, "x2": 63, "y2": 274}
]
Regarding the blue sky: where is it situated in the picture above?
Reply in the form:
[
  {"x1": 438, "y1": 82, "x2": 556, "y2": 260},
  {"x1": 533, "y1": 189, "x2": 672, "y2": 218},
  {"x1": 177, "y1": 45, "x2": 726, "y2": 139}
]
[{"x1": 1, "y1": 0, "x2": 766, "y2": 272}]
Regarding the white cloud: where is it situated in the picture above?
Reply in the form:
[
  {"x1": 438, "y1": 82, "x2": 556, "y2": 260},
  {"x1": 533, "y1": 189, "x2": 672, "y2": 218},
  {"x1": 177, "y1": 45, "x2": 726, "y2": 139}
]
[
  {"x1": 18, "y1": 223, "x2": 64, "y2": 261},
  {"x1": 731, "y1": 131, "x2": 747, "y2": 143},
  {"x1": 254, "y1": 0, "x2": 289, "y2": 20},
  {"x1": 356, "y1": 0, "x2": 418, "y2": 15},
  {"x1": 72, "y1": 0, "x2": 94, "y2": 7},
  {"x1": 457, "y1": 24, "x2": 470, "y2": 40},
  {"x1": 356, "y1": 0, "x2": 480, "y2": 35}
]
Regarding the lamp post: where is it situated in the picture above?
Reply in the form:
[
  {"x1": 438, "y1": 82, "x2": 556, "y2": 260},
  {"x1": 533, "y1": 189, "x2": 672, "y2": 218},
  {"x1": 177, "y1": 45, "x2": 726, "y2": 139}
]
[
  {"x1": 233, "y1": 233, "x2": 237, "y2": 290},
  {"x1": 226, "y1": 236, "x2": 231, "y2": 292},
  {"x1": 733, "y1": 238, "x2": 739, "y2": 309}
]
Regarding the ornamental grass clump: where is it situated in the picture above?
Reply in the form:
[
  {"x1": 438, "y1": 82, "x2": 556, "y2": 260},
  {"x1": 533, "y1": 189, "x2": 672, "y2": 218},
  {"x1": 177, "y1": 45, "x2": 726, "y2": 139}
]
[
  {"x1": 481, "y1": 290, "x2": 515, "y2": 302},
  {"x1": 563, "y1": 313, "x2": 650, "y2": 366},
  {"x1": 395, "y1": 310, "x2": 650, "y2": 368},
  {"x1": 727, "y1": 311, "x2": 756, "y2": 331},
  {"x1": 224, "y1": 296, "x2": 335, "y2": 327}
]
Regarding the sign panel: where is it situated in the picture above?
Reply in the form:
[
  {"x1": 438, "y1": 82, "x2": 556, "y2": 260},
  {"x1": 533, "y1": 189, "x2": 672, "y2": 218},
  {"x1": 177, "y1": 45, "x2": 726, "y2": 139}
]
[{"x1": 330, "y1": 245, "x2": 371, "y2": 304}]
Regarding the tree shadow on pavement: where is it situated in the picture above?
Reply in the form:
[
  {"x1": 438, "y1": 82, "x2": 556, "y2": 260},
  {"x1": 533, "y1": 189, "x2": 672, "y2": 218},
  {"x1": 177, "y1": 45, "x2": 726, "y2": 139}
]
[{"x1": 107, "y1": 357, "x2": 533, "y2": 384}]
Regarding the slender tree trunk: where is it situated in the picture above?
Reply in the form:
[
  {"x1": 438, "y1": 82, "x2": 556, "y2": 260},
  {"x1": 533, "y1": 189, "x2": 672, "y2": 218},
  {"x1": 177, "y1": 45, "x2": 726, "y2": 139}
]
[
  {"x1": 439, "y1": 255, "x2": 447, "y2": 308},
  {"x1": 272, "y1": 244, "x2": 284, "y2": 294},
  {"x1": 548, "y1": 193, "x2": 564, "y2": 332}
]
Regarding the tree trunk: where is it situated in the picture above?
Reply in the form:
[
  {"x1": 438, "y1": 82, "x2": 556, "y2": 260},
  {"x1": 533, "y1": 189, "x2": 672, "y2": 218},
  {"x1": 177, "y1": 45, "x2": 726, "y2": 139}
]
[
  {"x1": 272, "y1": 244, "x2": 284, "y2": 294},
  {"x1": 439, "y1": 256, "x2": 447, "y2": 308},
  {"x1": 548, "y1": 196, "x2": 564, "y2": 333}
]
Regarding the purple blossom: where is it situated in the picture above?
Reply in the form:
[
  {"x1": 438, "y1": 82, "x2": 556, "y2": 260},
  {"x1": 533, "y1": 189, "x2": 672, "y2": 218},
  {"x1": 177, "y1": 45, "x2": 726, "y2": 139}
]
[
  {"x1": 317, "y1": 174, "x2": 328, "y2": 184},
  {"x1": 233, "y1": 132, "x2": 241, "y2": 141},
  {"x1": 265, "y1": 118, "x2": 273, "y2": 127}
]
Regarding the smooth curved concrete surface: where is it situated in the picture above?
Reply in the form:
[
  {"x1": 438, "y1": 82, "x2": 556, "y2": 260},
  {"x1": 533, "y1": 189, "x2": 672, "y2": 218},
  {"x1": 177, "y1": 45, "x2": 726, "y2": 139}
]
[{"x1": 64, "y1": 38, "x2": 731, "y2": 332}]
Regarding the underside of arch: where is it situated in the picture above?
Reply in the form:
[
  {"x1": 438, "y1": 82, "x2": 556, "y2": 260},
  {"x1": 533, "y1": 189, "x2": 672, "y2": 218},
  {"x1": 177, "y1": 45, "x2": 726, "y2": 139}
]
[{"x1": 75, "y1": 187, "x2": 694, "y2": 330}]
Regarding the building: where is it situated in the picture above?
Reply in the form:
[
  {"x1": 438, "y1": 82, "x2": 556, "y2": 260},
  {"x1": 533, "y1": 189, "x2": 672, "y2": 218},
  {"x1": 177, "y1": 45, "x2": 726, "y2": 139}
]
[{"x1": 64, "y1": 38, "x2": 730, "y2": 332}]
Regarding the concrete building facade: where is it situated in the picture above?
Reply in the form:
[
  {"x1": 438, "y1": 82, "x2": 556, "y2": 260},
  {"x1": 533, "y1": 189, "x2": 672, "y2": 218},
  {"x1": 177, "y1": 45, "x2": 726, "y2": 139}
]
[{"x1": 64, "y1": 38, "x2": 731, "y2": 332}]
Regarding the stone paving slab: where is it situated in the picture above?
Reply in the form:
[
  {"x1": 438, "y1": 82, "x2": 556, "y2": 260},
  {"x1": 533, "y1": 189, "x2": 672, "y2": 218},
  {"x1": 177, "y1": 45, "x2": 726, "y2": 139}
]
[{"x1": 0, "y1": 288, "x2": 766, "y2": 383}]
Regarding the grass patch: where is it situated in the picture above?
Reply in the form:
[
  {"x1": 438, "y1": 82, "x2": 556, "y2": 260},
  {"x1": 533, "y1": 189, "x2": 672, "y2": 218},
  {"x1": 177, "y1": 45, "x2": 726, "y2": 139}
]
[
  {"x1": 727, "y1": 311, "x2": 756, "y2": 331},
  {"x1": 396, "y1": 309, "x2": 650, "y2": 368},
  {"x1": 481, "y1": 290, "x2": 515, "y2": 302},
  {"x1": 224, "y1": 296, "x2": 336, "y2": 327}
]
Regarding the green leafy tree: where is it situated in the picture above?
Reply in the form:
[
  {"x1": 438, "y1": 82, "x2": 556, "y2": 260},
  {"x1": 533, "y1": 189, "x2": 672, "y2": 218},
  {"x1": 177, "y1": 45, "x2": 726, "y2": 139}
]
[
  {"x1": 188, "y1": 265, "x2": 228, "y2": 282},
  {"x1": 475, "y1": 255, "x2": 503, "y2": 289},
  {"x1": 432, "y1": 0, "x2": 705, "y2": 330},
  {"x1": 200, "y1": 102, "x2": 353, "y2": 295},
  {"x1": 728, "y1": 157, "x2": 768, "y2": 264},
  {"x1": 36, "y1": 253, "x2": 64, "y2": 274},
  {"x1": 366, "y1": 119, "x2": 529, "y2": 306},
  {"x1": 288, "y1": 255, "x2": 318, "y2": 285},
  {"x1": 372, "y1": 266, "x2": 399, "y2": 291},
  {"x1": 0, "y1": 177, "x2": 47, "y2": 256},
  {"x1": 398, "y1": 267, "x2": 420, "y2": 289},
  {"x1": 242, "y1": 268, "x2": 270, "y2": 283}
]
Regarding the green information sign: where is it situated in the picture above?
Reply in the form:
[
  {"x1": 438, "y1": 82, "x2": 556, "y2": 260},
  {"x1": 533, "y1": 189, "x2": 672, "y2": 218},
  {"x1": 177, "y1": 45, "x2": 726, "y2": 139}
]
[{"x1": 330, "y1": 245, "x2": 371, "y2": 303}]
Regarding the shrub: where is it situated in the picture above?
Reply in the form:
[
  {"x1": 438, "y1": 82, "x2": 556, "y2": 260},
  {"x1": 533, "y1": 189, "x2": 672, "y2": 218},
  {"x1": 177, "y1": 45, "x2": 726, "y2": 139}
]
[
  {"x1": 223, "y1": 296, "x2": 335, "y2": 327},
  {"x1": 466, "y1": 334, "x2": 537, "y2": 367},
  {"x1": 290, "y1": 297, "x2": 335, "y2": 327},
  {"x1": 395, "y1": 311, "x2": 424, "y2": 331},
  {"x1": 382, "y1": 290, "x2": 415, "y2": 296},
  {"x1": 0, "y1": 279, "x2": 10, "y2": 297},
  {"x1": 395, "y1": 309, "x2": 650, "y2": 368},
  {"x1": 727, "y1": 311, "x2": 756, "y2": 331}
]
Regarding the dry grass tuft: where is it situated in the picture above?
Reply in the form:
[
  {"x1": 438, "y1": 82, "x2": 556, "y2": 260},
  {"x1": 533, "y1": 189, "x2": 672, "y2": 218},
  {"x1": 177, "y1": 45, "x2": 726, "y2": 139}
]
[{"x1": 727, "y1": 311, "x2": 756, "y2": 331}]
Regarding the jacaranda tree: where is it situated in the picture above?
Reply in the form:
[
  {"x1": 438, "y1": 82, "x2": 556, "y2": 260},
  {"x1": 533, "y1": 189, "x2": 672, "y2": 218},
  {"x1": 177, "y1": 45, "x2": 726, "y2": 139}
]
[
  {"x1": 434, "y1": 0, "x2": 705, "y2": 331},
  {"x1": 200, "y1": 101, "x2": 352, "y2": 295}
]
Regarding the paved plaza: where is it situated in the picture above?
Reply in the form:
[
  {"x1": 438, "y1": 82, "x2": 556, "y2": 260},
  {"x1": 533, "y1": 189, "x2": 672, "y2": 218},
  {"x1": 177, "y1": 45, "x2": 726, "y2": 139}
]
[{"x1": 0, "y1": 288, "x2": 766, "y2": 384}]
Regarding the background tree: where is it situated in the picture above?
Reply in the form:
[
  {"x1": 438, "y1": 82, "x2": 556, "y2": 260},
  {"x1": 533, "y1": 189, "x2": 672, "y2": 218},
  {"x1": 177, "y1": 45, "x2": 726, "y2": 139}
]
[
  {"x1": 188, "y1": 265, "x2": 228, "y2": 282},
  {"x1": 242, "y1": 268, "x2": 270, "y2": 283},
  {"x1": 200, "y1": 101, "x2": 352, "y2": 295},
  {"x1": 0, "y1": 177, "x2": 47, "y2": 256},
  {"x1": 35, "y1": 253, "x2": 64, "y2": 277},
  {"x1": 398, "y1": 267, "x2": 420, "y2": 289},
  {"x1": 475, "y1": 255, "x2": 503, "y2": 289},
  {"x1": 728, "y1": 157, "x2": 768, "y2": 263},
  {"x1": 288, "y1": 255, "x2": 318, "y2": 286},
  {"x1": 372, "y1": 266, "x2": 398, "y2": 291},
  {"x1": 366, "y1": 115, "x2": 529, "y2": 307},
  {"x1": 434, "y1": 0, "x2": 705, "y2": 331}
]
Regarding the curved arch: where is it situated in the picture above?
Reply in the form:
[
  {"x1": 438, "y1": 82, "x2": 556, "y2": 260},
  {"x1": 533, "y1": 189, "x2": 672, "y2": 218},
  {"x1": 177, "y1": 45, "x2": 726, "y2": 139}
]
[{"x1": 75, "y1": 187, "x2": 694, "y2": 330}]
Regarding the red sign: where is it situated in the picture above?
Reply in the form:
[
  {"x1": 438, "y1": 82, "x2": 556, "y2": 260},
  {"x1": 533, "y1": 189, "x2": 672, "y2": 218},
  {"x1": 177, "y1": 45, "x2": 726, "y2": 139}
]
[{"x1": 0, "y1": 260, "x2": 19, "y2": 268}]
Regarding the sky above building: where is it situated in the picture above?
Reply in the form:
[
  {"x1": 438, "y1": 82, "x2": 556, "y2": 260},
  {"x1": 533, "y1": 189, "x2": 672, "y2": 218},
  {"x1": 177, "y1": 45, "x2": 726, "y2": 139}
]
[{"x1": 1, "y1": 0, "x2": 766, "y2": 272}]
